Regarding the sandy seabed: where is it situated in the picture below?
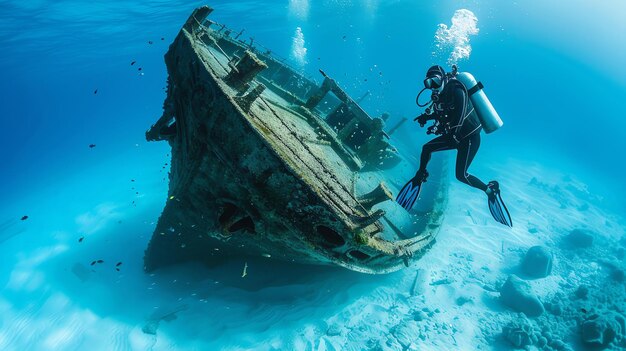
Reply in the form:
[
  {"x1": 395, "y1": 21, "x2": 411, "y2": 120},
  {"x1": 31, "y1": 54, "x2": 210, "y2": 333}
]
[{"x1": 0, "y1": 147, "x2": 624, "y2": 351}]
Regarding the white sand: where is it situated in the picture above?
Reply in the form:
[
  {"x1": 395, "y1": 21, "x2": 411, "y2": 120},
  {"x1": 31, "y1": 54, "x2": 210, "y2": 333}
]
[{"x1": 0, "y1": 146, "x2": 624, "y2": 350}]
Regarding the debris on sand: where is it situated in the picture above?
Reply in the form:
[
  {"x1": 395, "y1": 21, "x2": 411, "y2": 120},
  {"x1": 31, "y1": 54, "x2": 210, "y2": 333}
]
[
  {"x1": 430, "y1": 277, "x2": 454, "y2": 286},
  {"x1": 142, "y1": 304, "x2": 189, "y2": 335},
  {"x1": 241, "y1": 262, "x2": 248, "y2": 278}
]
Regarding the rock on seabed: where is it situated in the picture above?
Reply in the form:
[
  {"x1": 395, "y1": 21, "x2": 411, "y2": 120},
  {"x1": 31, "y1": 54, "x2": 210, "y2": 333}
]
[
  {"x1": 563, "y1": 229, "x2": 594, "y2": 248},
  {"x1": 500, "y1": 275, "x2": 544, "y2": 317},
  {"x1": 521, "y1": 245, "x2": 553, "y2": 278},
  {"x1": 581, "y1": 312, "x2": 626, "y2": 349}
]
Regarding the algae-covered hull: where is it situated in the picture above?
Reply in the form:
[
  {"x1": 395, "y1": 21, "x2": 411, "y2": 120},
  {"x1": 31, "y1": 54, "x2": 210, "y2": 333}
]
[{"x1": 144, "y1": 6, "x2": 449, "y2": 274}]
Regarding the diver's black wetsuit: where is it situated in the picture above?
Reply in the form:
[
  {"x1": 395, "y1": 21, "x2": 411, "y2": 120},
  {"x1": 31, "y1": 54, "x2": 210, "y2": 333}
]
[{"x1": 418, "y1": 78, "x2": 488, "y2": 192}]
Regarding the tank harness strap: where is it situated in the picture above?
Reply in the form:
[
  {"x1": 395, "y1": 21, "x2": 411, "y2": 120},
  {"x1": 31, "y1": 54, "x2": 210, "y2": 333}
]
[{"x1": 467, "y1": 81, "x2": 484, "y2": 96}]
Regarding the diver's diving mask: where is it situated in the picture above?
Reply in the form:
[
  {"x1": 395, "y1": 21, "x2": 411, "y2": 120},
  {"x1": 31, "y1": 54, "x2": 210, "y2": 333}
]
[{"x1": 423, "y1": 75, "x2": 443, "y2": 90}]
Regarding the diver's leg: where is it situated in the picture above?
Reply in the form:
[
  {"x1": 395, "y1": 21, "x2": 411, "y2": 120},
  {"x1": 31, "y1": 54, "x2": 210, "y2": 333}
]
[
  {"x1": 455, "y1": 133, "x2": 488, "y2": 191},
  {"x1": 418, "y1": 135, "x2": 455, "y2": 173},
  {"x1": 398, "y1": 135, "x2": 451, "y2": 210}
]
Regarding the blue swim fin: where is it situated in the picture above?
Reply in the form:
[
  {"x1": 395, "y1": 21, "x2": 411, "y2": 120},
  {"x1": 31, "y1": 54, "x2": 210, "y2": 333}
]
[
  {"x1": 487, "y1": 181, "x2": 512, "y2": 227},
  {"x1": 396, "y1": 171, "x2": 428, "y2": 211}
]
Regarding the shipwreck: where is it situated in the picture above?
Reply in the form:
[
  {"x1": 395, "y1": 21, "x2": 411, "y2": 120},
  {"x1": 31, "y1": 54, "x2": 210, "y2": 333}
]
[{"x1": 144, "y1": 6, "x2": 449, "y2": 274}]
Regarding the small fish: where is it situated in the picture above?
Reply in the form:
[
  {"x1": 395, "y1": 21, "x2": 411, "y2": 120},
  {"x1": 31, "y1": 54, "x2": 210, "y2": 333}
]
[
  {"x1": 131, "y1": 179, "x2": 135, "y2": 182},
  {"x1": 342, "y1": 35, "x2": 346, "y2": 40},
  {"x1": 97, "y1": 259, "x2": 104, "y2": 263},
  {"x1": 116, "y1": 262, "x2": 122, "y2": 267},
  {"x1": 89, "y1": 144, "x2": 96, "y2": 148},
  {"x1": 131, "y1": 61, "x2": 136, "y2": 65},
  {"x1": 148, "y1": 41, "x2": 153, "y2": 45},
  {"x1": 581, "y1": 308, "x2": 587, "y2": 314},
  {"x1": 241, "y1": 262, "x2": 248, "y2": 278},
  {"x1": 90, "y1": 261, "x2": 96, "y2": 266},
  {"x1": 94, "y1": 89, "x2": 98, "y2": 94},
  {"x1": 138, "y1": 67, "x2": 143, "y2": 71},
  {"x1": 116, "y1": 268, "x2": 120, "y2": 272},
  {"x1": 21, "y1": 215, "x2": 28, "y2": 221},
  {"x1": 161, "y1": 37, "x2": 164, "y2": 41},
  {"x1": 78, "y1": 236, "x2": 84, "y2": 243}
]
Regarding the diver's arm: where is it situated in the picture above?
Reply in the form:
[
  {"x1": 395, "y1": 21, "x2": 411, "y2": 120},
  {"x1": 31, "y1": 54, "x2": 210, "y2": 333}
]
[{"x1": 449, "y1": 84, "x2": 468, "y2": 142}]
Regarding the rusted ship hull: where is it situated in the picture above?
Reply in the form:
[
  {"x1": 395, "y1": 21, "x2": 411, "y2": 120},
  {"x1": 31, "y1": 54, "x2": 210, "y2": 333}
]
[{"x1": 144, "y1": 6, "x2": 448, "y2": 274}]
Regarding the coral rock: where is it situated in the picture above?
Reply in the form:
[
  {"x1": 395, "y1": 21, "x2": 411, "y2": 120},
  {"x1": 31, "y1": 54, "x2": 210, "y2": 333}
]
[
  {"x1": 575, "y1": 285, "x2": 589, "y2": 299},
  {"x1": 611, "y1": 268, "x2": 625, "y2": 282},
  {"x1": 564, "y1": 229, "x2": 594, "y2": 248},
  {"x1": 502, "y1": 315, "x2": 535, "y2": 348},
  {"x1": 581, "y1": 312, "x2": 626, "y2": 349},
  {"x1": 500, "y1": 275, "x2": 545, "y2": 317},
  {"x1": 521, "y1": 246, "x2": 553, "y2": 278},
  {"x1": 326, "y1": 323, "x2": 342, "y2": 336},
  {"x1": 537, "y1": 336, "x2": 548, "y2": 348},
  {"x1": 391, "y1": 321, "x2": 420, "y2": 349}
]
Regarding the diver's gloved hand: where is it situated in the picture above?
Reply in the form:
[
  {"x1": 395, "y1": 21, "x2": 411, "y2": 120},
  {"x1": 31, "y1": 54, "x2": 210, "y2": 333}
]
[{"x1": 415, "y1": 113, "x2": 430, "y2": 127}]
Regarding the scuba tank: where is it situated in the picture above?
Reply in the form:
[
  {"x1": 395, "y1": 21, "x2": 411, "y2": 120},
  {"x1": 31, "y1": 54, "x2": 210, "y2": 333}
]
[{"x1": 451, "y1": 67, "x2": 503, "y2": 133}]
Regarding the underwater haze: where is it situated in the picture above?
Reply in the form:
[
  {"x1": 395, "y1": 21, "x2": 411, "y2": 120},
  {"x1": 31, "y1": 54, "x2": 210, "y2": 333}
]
[{"x1": 1, "y1": 0, "x2": 625, "y2": 350}]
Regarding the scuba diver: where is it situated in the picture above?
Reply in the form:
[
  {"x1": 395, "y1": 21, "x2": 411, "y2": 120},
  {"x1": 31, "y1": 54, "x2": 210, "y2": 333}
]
[{"x1": 395, "y1": 64, "x2": 513, "y2": 227}]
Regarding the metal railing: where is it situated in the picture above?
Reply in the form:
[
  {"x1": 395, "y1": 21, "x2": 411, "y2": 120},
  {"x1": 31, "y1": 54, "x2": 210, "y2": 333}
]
[{"x1": 201, "y1": 19, "x2": 319, "y2": 85}]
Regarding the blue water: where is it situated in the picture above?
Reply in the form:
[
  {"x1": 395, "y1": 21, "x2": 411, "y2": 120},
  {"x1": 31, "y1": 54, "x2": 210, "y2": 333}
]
[
  {"x1": 2, "y1": 0, "x2": 625, "y2": 206},
  {"x1": 1, "y1": 1, "x2": 625, "y2": 350}
]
